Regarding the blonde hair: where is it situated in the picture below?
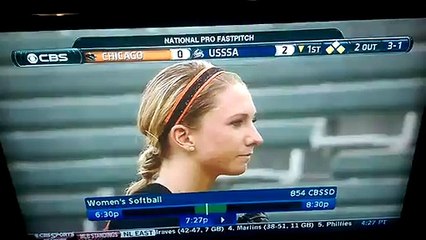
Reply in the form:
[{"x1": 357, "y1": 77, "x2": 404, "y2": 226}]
[{"x1": 126, "y1": 60, "x2": 244, "y2": 195}]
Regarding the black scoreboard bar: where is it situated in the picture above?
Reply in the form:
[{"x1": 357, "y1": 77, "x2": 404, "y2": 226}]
[{"x1": 11, "y1": 36, "x2": 412, "y2": 67}]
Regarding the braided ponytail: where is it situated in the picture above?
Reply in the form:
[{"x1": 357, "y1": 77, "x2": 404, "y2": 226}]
[{"x1": 126, "y1": 145, "x2": 162, "y2": 195}]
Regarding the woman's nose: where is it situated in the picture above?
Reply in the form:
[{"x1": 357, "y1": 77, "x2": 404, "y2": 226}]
[{"x1": 247, "y1": 126, "x2": 264, "y2": 147}]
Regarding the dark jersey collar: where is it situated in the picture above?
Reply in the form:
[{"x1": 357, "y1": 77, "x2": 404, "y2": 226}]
[{"x1": 134, "y1": 183, "x2": 172, "y2": 195}]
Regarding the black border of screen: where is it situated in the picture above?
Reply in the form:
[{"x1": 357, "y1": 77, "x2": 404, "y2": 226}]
[{"x1": 0, "y1": 2, "x2": 424, "y2": 239}]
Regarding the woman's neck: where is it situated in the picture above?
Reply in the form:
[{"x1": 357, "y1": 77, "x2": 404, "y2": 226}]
[{"x1": 154, "y1": 156, "x2": 217, "y2": 193}]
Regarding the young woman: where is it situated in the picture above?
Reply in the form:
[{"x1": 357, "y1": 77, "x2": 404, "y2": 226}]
[{"x1": 106, "y1": 60, "x2": 266, "y2": 230}]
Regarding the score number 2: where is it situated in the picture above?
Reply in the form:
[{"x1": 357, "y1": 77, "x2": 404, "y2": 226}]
[{"x1": 275, "y1": 45, "x2": 295, "y2": 56}]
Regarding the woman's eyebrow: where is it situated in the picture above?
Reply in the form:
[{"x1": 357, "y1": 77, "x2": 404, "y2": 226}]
[{"x1": 227, "y1": 113, "x2": 256, "y2": 119}]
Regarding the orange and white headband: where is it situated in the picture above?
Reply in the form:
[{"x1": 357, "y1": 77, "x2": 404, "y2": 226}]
[{"x1": 162, "y1": 66, "x2": 224, "y2": 137}]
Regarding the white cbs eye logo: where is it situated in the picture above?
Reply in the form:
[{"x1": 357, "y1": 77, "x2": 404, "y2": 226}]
[{"x1": 27, "y1": 53, "x2": 39, "y2": 64}]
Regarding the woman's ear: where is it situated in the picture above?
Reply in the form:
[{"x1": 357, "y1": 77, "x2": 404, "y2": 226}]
[{"x1": 170, "y1": 124, "x2": 195, "y2": 151}]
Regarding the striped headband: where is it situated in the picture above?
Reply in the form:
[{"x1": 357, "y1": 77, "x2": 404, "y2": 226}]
[{"x1": 161, "y1": 66, "x2": 224, "y2": 138}]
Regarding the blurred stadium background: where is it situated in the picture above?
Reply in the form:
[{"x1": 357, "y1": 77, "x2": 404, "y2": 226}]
[{"x1": 0, "y1": 18, "x2": 425, "y2": 232}]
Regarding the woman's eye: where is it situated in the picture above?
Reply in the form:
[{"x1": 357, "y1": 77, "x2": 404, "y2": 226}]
[{"x1": 231, "y1": 120, "x2": 243, "y2": 127}]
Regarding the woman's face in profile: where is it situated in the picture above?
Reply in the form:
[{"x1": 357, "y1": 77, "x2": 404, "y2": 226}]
[{"x1": 192, "y1": 82, "x2": 264, "y2": 176}]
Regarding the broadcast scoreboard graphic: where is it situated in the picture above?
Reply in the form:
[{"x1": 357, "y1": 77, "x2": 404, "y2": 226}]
[{"x1": 10, "y1": 29, "x2": 413, "y2": 67}]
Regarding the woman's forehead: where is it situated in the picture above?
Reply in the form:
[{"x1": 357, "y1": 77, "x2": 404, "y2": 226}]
[{"x1": 211, "y1": 84, "x2": 256, "y2": 116}]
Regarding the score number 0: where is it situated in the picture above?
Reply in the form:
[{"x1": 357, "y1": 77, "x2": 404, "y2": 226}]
[
  {"x1": 171, "y1": 48, "x2": 191, "y2": 60},
  {"x1": 275, "y1": 45, "x2": 295, "y2": 56}
]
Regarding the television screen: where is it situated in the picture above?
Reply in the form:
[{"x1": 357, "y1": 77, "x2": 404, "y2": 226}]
[{"x1": 0, "y1": 9, "x2": 424, "y2": 240}]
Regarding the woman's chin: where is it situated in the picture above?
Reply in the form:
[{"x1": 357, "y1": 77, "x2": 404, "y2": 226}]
[{"x1": 226, "y1": 164, "x2": 248, "y2": 176}]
